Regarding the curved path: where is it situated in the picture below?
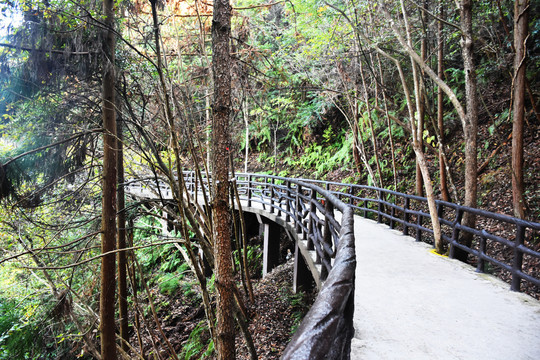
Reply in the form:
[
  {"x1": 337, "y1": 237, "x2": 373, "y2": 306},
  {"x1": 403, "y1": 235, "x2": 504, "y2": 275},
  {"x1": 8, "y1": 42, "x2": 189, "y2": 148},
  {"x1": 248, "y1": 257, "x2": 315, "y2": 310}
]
[{"x1": 351, "y1": 216, "x2": 540, "y2": 360}]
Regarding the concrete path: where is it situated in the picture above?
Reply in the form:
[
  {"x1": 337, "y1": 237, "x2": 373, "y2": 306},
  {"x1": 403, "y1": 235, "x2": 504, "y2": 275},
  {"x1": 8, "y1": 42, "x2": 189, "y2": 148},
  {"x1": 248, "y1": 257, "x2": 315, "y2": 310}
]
[{"x1": 350, "y1": 216, "x2": 540, "y2": 360}]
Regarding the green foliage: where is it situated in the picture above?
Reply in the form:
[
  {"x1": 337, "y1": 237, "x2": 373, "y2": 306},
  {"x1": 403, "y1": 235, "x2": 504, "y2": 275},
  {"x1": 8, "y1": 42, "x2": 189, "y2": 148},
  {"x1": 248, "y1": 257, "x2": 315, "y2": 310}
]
[
  {"x1": 158, "y1": 262, "x2": 190, "y2": 295},
  {"x1": 284, "y1": 130, "x2": 352, "y2": 178},
  {"x1": 0, "y1": 298, "x2": 48, "y2": 360},
  {"x1": 0, "y1": 298, "x2": 34, "y2": 359},
  {"x1": 279, "y1": 289, "x2": 310, "y2": 335},
  {"x1": 181, "y1": 281, "x2": 200, "y2": 301},
  {"x1": 181, "y1": 321, "x2": 213, "y2": 360},
  {"x1": 158, "y1": 274, "x2": 181, "y2": 295},
  {"x1": 445, "y1": 67, "x2": 465, "y2": 100},
  {"x1": 234, "y1": 245, "x2": 262, "y2": 276}
]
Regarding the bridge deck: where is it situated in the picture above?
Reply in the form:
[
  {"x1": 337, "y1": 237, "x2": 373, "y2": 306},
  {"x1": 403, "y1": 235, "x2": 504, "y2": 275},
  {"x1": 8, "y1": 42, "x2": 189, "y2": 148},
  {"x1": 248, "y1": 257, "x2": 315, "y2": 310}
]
[{"x1": 351, "y1": 216, "x2": 540, "y2": 360}]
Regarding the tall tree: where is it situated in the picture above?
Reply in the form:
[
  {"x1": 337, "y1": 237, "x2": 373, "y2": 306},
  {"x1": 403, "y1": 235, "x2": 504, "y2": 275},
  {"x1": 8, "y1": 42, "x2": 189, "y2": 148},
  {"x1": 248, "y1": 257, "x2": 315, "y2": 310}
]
[
  {"x1": 376, "y1": 0, "x2": 478, "y2": 256},
  {"x1": 459, "y1": 0, "x2": 479, "y2": 257},
  {"x1": 211, "y1": 0, "x2": 235, "y2": 358},
  {"x1": 438, "y1": 3, "x2": 451, "y2": 202},
  {"x1": 117, "y1": 111, "x2": 128, "y2": 352},
  {"x1": 415, "y1": 1, "x2": 428, "y2": 197},
  {"x1": 100, "y1": 0, "x2": 118, "y2": 358},
  {"x1": 511, "y1": 0, "x2": 529, "y2": 219}
]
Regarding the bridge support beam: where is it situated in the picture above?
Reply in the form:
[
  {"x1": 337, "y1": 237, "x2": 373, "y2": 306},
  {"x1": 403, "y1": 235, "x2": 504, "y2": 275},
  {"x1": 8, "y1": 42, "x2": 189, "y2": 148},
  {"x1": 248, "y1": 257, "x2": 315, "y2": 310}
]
[
  {"x1": 160, "y1": 209, "x2": 171, "y2": 236},
  {"x1": 261, "y1": 220, "x2": 281, "y2": 277},
  {"x1": 242, "y1": 212, "x2": 260, "y2": 240},
  {"x1": 293, "y1": 243, "x2": 314, "y2": 293}
]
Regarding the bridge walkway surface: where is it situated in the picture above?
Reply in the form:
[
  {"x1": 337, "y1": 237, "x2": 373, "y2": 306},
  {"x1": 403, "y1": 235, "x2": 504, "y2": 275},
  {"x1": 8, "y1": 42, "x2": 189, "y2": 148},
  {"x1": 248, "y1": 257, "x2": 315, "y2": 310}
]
[{"x1": 351, "y1": 215, "x2": 540, "y2": 360}]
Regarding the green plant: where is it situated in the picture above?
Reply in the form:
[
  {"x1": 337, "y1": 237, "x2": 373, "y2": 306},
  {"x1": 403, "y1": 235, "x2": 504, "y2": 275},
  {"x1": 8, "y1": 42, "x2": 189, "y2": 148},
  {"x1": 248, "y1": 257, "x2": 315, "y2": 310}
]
[
  {"x1": 181, "y1": 321, "x2": 213, "y2": 360},
  {"x1": 181, "y1": 282, "x2": 200, "y2": 302},
  {"x1": 159, "y1": 246, "x2": 187, "y2": 273},
  {"x1": 158, "y1": 274, "x2": 181, "y2": 295},
  {"x1": 0, "y1": 298, "x2": 42, "y2": 360},
  {"x1": 279, "y1": 288, "x2": 310, "y2": 335},
  {"x1": 288, "y1": 130, "x2": 352, "y2": 178},
  {"x1": 234, "y1": 245, "x2": 262, "y2": 276}
]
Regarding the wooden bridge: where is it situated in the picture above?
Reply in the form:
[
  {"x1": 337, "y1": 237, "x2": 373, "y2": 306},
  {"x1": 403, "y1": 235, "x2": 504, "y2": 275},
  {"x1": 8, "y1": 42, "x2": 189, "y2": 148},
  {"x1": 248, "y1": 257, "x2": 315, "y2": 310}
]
[{"x1": 126, "y1": 172, "x2": 540, "y2": 360}]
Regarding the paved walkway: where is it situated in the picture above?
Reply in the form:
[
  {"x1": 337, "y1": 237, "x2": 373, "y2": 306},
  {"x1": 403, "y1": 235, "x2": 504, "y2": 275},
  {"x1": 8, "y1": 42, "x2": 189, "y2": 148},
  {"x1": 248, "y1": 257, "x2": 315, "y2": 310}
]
[{"x1": 350, "y1": 216, "x2": 540, "y2": 360}]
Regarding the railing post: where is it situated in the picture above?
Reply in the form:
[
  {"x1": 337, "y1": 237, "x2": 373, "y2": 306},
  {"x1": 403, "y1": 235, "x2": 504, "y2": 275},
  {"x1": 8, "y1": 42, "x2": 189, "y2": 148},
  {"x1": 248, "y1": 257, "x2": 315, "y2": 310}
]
[
  {"x1": 270, "y1": 177, "x2": 275, "y2": 214},
  {"x1": 247, "y1": 175, "x2": 252, "y2": 207},
  {"x1": 511, "y1": 224, "x2": 525, "y2": 291},
  {"x1": 403, "y1": 197, "x2": 410, "y2": 236},
  {"x1": 377, "y1": 190, "x2": 383, "y2": 223},
  {"x1": 477, "y1": 230, "x2": 487, "y2": 273},
  {"x1": 295, "y1": 184, "x2": 302, "y2": 234},
  {"x1": 437, "y1": 202, "x2": 444, "y2": 219},
  {"x1": 389, "y1": 198, "x2": 395, "y2": 229},
  {"x1": 321, "y1": 200, "x2": 334, "y2": 281},
  {"x1": 363, "y1": 189, "x2": 368, "y2": 218},
  {"x1": 277, "y1": 180, "x2": 283, "y2": 218},
  {"x1": 416, "y1": 212, "x2": 422, "y2": 242},
  {"x1": 449, "y1": 208, "x2": 463, "y2": 259},
  {"x1": 437, "y1": 202, "x2": 444, "y2": 245},
  {"x1": 286, "y1": 180, "x2": 291, "y2": 222},
  {"x1": 307, "y1": 190, "x2": 316, "y2": 250},
  {"x1": 303, "y1": 191, "x2": 310, "y2": 241}
]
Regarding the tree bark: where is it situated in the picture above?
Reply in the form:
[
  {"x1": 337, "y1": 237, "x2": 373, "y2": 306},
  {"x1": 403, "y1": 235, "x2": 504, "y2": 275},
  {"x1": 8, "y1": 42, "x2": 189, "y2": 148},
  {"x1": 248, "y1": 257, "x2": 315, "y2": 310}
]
[
  {"x1": 399, "y1": 0, "x2": 443, "y2": 253},
  {"x1": 416, "y1": 2, "x2": 427, "y2": 197},
  {"x1": 460, "y1": 0, "x2": 479, "y2": 259},
  {"x1": 243, "y1": 99, "x2": 249, "y2": 173},
  {"x1": 511, "y1": 0, "x2": 529, "y2": 219},
  {"x1": 438, "y1": 3, "x2": 450, "y2": 202},
  {"x1": 375, "y1": 52, "x2": 398, "y2": 190},
  {"x1": 359, "y1": 59, "x2": 383, "y2": 187},
  {"x1": 212, "y1": 0, "x2": 236, "y2": 358},
  {"x1": 100, "y1": 0, "x2": 118, "y2": 358},
  {"x1": 117, "y1": 110, "x2": 128, "y2": 353}
]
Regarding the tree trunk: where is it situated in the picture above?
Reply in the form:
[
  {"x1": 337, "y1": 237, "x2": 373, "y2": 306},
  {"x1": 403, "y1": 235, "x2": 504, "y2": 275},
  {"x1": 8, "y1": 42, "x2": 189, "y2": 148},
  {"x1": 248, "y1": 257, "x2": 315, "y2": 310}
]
[
  {"x1": 100, "y1": 0, "x2": 117, "y2": 358},
  {"x1": 244, "y1": 98, "x2": 249, "y2": 173},
  {"x1": 375, "y1": 53, "x2": 398, "y2": 190},
  {"x1": 438, "y1": 3, "x2": 450, "y2": 202},
  {"x1": 399, "y1": 0, "x2": 443, "y2": 253},
  {"x1": 207, "y1": 88, "x2": 212, "y2": 170},
  {"x1": 416, "y1": 5, "x2": 427, "y2": 197},
  {"x1": 117, "y1": 110, "x2": 128, "y2": 353},
  {"x1": 459, "y1": 0, "x2": 479, "y2": 260},
  {"x1": 212, "y1": 0, "x2": 236, "y2": 358},
  {"x1": 511, "y1": 0, "x2": 529, "y2": 219},
  {"x1": 359, "y1": 59, "x2": 383, "y2": 188}
]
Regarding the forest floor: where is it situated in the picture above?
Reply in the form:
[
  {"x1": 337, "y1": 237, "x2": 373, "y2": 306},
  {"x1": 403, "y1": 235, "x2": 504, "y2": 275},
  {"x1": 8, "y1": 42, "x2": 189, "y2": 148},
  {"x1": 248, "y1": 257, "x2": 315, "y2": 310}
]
[{"x1": 137, "y1": 259, "x2": 315, "y2": 359}]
